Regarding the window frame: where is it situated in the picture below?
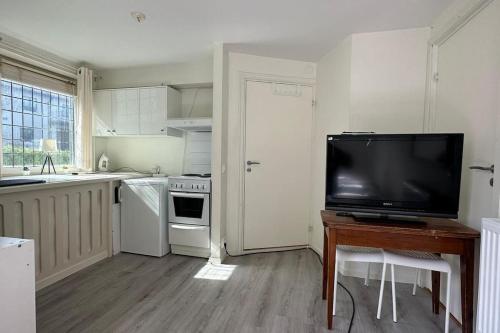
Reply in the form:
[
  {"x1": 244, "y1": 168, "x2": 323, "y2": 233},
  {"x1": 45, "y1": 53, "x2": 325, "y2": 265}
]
[{"x1": 1, "y1": 78, "x2": 76, "y2": 174}]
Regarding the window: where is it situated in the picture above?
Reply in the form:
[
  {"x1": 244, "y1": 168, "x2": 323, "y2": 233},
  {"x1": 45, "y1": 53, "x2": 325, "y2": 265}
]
[{"x1": 1, "y1": 79, "x2": 75, "y2": 167}]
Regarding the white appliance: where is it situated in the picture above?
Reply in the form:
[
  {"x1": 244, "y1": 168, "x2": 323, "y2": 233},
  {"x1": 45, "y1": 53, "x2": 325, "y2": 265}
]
[
  {"x1": 0, "y1": 237, "x2": 36, "y2": 333},
  {"x1": 97, "y1": 153, "x2": 110, "y2": 172},
  {"x1": 476, "y1": 218, "x2": 500, "y2": 333},
  {"x1": 168, "y1": 175, "x2": 211, "y2": 258},
  {"x1": 166, "y1": 117, "x2": 212, "y2": 132},
  {"x1": 120, "y1": 177, "x2": 169, "y2": 257}
]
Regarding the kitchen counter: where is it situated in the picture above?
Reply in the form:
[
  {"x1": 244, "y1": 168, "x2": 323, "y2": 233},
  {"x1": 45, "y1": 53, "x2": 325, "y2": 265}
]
[
  {"x1": 0, "y1": 172, "x2": 151, "y2": 289},
  {"x1": 0, "y1": 172, "x2": 148, "y2": 195}
]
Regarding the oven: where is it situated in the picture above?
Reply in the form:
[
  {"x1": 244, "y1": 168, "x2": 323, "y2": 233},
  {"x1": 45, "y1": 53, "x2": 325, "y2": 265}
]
[{"x1": 168, "y1": 191, "x2": 210, "y2": 226}]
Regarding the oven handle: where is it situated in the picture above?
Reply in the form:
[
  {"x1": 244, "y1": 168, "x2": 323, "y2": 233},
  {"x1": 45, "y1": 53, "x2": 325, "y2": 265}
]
[
  {"x1": 170, "y1": 224, "x2": 208, "y2": 230},
  {"x1": 169, "y1": 192, "x2": 206, "y2": 199}
]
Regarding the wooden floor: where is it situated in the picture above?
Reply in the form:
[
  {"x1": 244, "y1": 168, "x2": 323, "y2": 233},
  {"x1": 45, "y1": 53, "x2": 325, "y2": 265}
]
[{"x1": 36, "y1": 249, "x2": 460, "y2": 332}]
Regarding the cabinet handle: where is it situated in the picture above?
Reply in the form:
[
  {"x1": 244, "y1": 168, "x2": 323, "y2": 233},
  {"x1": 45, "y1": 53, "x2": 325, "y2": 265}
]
[{"x1": 112, "y1": 129, "x2": 116, "y2": 133}]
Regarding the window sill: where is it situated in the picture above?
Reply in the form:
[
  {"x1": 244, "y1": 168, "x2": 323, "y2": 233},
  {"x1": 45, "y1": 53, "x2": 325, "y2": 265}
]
[{"x1": 1, "y1": 166, "x2": 78, "y2": 177}]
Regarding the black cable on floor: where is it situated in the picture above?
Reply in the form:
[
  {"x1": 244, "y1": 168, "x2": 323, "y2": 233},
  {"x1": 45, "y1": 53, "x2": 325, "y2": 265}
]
[
  {"x1": 223, "y1": 243, "x2": 355, "y2": 333},
  {"x1": 309, "y1": 248, "x2": 355, "y2": 333}
]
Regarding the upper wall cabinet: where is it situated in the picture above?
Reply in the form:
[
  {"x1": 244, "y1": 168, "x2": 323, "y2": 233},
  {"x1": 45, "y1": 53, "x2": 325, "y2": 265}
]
[
  {"x1": 139, "y1": 87, "x2": 181, "y2": 135},
  {"x1": 93, "y1": 86, "x2": 181, "y2": 136},
  {"x1": 112, "y1": 88, "x2": 139, "y2": 135},
  {"x1": 93, "y1": 90, "x2": 113, "y2": 136}
]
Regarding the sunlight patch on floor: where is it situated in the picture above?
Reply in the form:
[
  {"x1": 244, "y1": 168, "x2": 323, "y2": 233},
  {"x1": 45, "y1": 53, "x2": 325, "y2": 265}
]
[{"x1": 194, "y1": 263, "x2": 237, "y2": 281}]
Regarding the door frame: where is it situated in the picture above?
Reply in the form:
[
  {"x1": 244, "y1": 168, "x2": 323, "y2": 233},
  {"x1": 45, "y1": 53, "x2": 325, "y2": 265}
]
[{"x1": 234, "y1": 72, "x2": 315, "y2": 254}]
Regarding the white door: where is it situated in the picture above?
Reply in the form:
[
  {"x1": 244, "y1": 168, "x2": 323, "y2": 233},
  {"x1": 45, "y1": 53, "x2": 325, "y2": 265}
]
[
  {"x1": 112, "y1": 89, "x2": 139, "y2": 135},
  {"x1": 243, "y1": 81, "x2": 313, "y2": 250},
  {"x1": 92, "y1": 90, "x2": 112, "y2": 136},
  {"x1": 139, "y1": 87, "x2": 167, "y2": 135},
  {"x1": 432, "y1": 2, "x2": 500, "y2": 319}
]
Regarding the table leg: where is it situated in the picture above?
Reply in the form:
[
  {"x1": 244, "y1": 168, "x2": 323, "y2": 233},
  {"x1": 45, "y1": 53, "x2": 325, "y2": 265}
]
[
  {"x1": 327, "y1": 229, "x2": 336, "y2": 330},
  {"x1": 461, "y1": 240, "x2": 475, "y2": 333},
  {"x1": 432, "y1": 270, "x2": 440, "y2": 314},
  {"x1": 322, "y1": 228, "x2": 328, "y2": 300}
]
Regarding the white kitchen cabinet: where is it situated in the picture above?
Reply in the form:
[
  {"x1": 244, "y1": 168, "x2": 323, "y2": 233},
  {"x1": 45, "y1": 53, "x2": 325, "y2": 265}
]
[
  {"x1": 92, "y1": 86, "x2": 181, "y2": 136},
  {"x1": 139, "y1": 87, "x2": 166, "y2": 135},
  {"x1": 93, "y1": 90, "x2": 113, "y2": 136},
  {"x1": 111, "y1": 88, "x2": 140, "y2": 135}
]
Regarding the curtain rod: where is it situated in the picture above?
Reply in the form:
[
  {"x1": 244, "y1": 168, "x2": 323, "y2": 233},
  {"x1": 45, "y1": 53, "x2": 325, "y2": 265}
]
[{"x1": 0, "y1": 56, "x2": 76, "y2": 86}]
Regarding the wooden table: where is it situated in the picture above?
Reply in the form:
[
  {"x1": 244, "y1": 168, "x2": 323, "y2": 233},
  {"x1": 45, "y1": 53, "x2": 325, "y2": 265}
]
[{"x1": 321, "y1": 210, "x2": 480, "y2": 332}]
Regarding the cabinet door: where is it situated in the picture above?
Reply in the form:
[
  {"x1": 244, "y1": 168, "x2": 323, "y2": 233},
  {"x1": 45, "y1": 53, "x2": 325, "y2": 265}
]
[
  {"x1": 139, "y1": 87, "x2": 167, "y2": 135},
  {"x1": 93, "y1": 90, "x2": 113, "y2": 136},
  {"x1": 112, "y1": 89, "x2": 139, "y2": 135}
]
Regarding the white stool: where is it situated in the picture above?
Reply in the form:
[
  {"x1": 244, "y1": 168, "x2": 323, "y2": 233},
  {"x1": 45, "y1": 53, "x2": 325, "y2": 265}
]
[
  {"x1": 376, "y1": 250, "x2": 452, "y2": 333},
  {"x1": 333, "y1": 246, "x2": 383, "y2": 316}
]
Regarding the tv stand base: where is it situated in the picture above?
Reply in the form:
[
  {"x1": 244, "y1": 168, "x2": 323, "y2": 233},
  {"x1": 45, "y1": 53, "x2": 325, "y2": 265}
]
[{"x1": 336, "y1": 211, "x2": 423, "y2": 223}]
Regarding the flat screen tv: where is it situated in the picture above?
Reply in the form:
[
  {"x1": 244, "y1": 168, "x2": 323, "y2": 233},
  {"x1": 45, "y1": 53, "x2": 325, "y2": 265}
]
[{"x1": 325, "y1": 133, "x2": 464, "y2": 218}]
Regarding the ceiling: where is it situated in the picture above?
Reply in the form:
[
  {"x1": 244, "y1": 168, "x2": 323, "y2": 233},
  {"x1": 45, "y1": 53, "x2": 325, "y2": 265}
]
[{"x1": 0, "y1": 0, "x2": 454, "y2": 69}]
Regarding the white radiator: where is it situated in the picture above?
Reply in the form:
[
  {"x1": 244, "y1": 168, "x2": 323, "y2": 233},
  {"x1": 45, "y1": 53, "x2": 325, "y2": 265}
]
[{"x1": 477, "y1": 218, "x2": 500, "y2": 333}]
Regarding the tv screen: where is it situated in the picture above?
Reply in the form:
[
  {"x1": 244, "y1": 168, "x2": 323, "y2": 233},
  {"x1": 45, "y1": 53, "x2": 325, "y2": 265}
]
[{"x1": 325, "y1": 133, "x2": 464, "y2": 218}]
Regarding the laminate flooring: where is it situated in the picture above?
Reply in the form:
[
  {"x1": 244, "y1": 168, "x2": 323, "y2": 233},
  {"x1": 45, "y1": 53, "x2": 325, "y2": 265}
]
[{"x1": 36, "y1": 249, "x2": 460, "y2": 332}]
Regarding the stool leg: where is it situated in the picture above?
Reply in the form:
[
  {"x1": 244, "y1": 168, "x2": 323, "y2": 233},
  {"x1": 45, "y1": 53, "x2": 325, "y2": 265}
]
[
  {"x1": 445, "y1": 271, "x2": 451, "y2": 333},
  {"x1": 333, "y1": 258, "x2": 339, "y2": 316},
  {"x1": 365, "y1": 263, "x2": 371, "y2": 286},
  {"x1": 377, "y1": 262, "x2": 387, "y2": 319},
  {"x1": 413, "y1": 269, "x2": 419, "y2": 296},
  {"x1": 391, "y1": 264, "x2": 397, "y2": 323}
]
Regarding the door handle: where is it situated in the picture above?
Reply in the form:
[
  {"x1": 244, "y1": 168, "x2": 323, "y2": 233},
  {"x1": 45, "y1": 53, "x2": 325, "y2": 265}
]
[
  {"x1": 246, "y1": 161, "x2": 261, "y2": 166},
  {"x1": 469, "y1": 164, "x2": 494, "y2": 173}
]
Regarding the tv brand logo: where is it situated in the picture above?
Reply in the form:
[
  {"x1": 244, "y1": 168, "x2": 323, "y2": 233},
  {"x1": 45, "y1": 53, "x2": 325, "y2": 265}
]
[{"x1": 383, "y1": 202, "x2": 393, "y2": 206}]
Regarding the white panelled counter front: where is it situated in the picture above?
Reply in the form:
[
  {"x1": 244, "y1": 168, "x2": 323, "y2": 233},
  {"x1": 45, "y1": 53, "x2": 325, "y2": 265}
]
[{"x1": 0, "y1": 173, "x2": 140, "y2": 289}]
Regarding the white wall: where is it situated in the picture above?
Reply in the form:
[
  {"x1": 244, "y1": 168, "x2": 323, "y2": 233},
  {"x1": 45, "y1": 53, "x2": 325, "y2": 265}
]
[
  {"x1": 310, "y1": 37, "x2": 352, "y2": 255},
  {"x1": 94, "y1": 57, "x2": 213, "y2": 89},
  {"x1": 180, "y1": 87, "x2": 213, "y2": 118},
  {"x1": 210, "y1": 43, "x2": 229, "y2": 263},
  {"x1": 311, "y1": 28, "x2": 430, "y2": 282},
  {"x1": 350, "y1": 28, "x2": 430, "y2": 133},
  {"x1": 94, "y1": 136, "x2": 185, "y2": 175}
]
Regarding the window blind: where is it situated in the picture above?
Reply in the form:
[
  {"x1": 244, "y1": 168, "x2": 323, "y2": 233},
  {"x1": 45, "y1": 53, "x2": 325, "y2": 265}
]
[{"x1": 0, "y1": 57, "x2": 76, "y2": 96}]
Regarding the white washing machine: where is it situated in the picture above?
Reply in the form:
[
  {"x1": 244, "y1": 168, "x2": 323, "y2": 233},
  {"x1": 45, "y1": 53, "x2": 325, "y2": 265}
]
[{"x1": 120, "y1": 177, "x2": 170, "y2": 257}]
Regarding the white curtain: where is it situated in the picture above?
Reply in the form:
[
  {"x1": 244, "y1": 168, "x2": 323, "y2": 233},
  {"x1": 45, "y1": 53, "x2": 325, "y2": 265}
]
[{"x1": 75, "y1": 67, "x2": 93, "y2": 170}]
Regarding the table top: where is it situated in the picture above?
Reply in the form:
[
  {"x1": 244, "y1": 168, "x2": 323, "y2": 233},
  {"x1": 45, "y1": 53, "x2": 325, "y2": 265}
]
[{"x1": 321, "y1": 210, "x2": 480, "y2": 239}]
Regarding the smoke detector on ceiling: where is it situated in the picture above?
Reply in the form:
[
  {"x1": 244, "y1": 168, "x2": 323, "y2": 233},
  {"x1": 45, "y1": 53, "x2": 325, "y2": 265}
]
[{"x1": 130, "y1": 11, "x2": 146, "y2": 23}]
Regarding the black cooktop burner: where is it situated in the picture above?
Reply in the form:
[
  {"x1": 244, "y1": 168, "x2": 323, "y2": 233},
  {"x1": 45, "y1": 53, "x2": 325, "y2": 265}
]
[{"x1": 182, "y1": 173, "x2": 211, "y2": 178}]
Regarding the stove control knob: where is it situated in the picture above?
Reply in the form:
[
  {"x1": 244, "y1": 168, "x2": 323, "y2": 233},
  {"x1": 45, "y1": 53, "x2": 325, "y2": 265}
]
[{"x1": 202, "y1": 184, "x2": 206, "y2": 190}]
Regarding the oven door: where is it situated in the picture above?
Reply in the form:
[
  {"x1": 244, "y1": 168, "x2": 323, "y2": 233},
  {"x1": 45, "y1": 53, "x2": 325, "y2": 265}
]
[{"x1": 168, "y1": 191, "x2": 210, "y2": 226}]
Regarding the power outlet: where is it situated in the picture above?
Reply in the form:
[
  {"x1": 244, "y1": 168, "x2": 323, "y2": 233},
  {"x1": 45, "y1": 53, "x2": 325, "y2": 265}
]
[{"x1": 308, "y1": 225, "x2": 313, "y2": 232}]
